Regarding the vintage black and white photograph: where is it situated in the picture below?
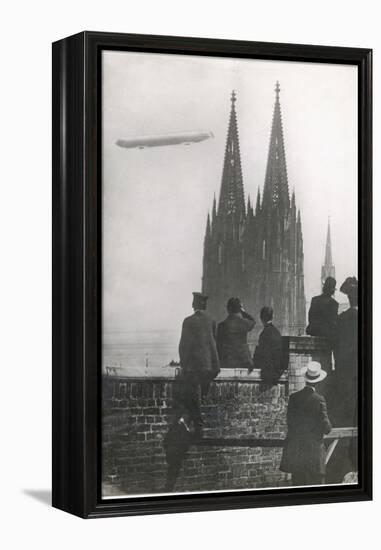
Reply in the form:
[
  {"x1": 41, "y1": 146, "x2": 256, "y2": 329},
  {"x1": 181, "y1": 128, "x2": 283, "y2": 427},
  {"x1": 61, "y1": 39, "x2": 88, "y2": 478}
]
[{"x1": 101, "y1": 51, "x2": 358, "y2": 498}]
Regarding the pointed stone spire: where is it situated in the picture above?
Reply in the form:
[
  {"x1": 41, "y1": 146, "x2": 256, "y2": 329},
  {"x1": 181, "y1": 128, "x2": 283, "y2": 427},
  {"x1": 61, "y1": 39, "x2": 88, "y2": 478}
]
[
  {"x1": 296, "y1": 209, "x2": 303, "y2": 245},
  {"x1": 296, "y1": 208, "x2": 306, "y2": 332},
  {"x1": 324, "y1": 218, "x2": 333, "y2": 265},
  {"x1": 291, "y1": 189, "x2": 296, "y2": 211},
  {"x1": 321, "y1": 218, "x2": 335, "y2": 287},
  {"x1": 255, "y1": 187, "x2": 261, "y2": 216},
  {"x1": 205, "y1": 212, "x2": 211, "y2": 239},
  {"x1": 296, "y1": 209, "x2": 304, "y2": 274},
  {"x1": 262, "y1": 81, "x2": 290, "y2": 216},
  {"x1": 217, "y1": 91, "x2": 245, "y2": 219},
  {"x1": 246, "y1": 195, "x2": 255, "y2": 225},
  {"x1": 212, "y1": 193, "x2": 217, "y2": 221}
]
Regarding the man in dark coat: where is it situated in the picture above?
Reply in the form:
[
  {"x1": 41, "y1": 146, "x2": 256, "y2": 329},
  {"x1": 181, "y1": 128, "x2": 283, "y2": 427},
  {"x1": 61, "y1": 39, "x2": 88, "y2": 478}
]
[
  {"x1": 325, "y1": 277, "x2": 358, "y2": 484},
  {"x1": 306, "y1": 277, "x2": 338, "y2": 342},
  {"x1": 216, "y1": 297, "x2": 255, "y2": 370},
  {"x1": 334, "y1": 277, "x2": 358, "y2": 426},
  {"x1": 280, "y1": 361, "x2": 332, "y2": 486},
  {"x1": 176, "y1": 292, "x2": 220, "y2": 437},
  {"x1": 250, "y1": 306, "x2": 283, "y2": 386}
]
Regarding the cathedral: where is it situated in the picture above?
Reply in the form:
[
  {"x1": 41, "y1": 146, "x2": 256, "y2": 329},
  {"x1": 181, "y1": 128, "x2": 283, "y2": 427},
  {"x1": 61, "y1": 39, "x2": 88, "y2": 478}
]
[{"x1": 202, "y1": 83, "x2": 306, "y2": 339}]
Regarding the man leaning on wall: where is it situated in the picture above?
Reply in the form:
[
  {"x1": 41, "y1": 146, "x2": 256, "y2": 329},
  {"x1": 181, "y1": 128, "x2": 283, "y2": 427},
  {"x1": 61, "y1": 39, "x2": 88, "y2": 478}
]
[{"x1": 176, "y1": 292, "x2": 220, "y2": 438}]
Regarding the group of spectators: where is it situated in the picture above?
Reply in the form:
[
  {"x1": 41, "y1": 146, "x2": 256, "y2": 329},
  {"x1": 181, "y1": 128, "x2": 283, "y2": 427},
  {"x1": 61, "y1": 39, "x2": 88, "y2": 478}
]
[
  {"x1": 166, "y1": 279, "x2": 358, "y2": 488},
  {"x1": 176, "y1": 293, "x2": 284, "y2": 438},
  {"x1": 292, "y1": 275, "x2": 358, "y2": 485},
  {"x1": 306, "y1": 275, "x2": 358, "y2": 426}
]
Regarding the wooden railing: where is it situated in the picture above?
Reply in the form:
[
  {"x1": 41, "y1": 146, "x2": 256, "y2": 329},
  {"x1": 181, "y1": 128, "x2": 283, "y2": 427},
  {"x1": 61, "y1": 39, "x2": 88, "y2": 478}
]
[{"x1": 192, "y1": 427, "x2": 358, "y2": 465}]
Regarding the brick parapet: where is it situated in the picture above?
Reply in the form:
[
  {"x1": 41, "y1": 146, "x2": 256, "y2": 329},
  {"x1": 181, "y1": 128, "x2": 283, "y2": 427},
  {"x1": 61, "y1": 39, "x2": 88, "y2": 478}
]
[{"x1": 102, "y1": 336, "x2": 330, "y2": 496}]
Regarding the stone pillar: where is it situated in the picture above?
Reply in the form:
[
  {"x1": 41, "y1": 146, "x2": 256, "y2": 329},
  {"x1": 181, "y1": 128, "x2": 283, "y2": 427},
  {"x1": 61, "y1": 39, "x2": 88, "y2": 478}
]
[{"x1": 285, "y1": 336, "x2": 331, "y2": 394}]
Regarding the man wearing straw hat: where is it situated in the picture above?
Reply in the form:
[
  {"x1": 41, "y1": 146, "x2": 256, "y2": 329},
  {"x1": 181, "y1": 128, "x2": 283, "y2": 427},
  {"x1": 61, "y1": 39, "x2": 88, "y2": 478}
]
[{"x1": 280, "y1": 361, "x2": 332, "y2": 486}]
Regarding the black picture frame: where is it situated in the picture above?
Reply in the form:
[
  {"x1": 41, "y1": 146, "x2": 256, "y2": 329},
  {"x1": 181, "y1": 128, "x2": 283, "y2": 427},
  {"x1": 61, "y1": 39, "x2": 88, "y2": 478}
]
[{"x1": 52, "y1": 31, "x2": 372, "y2": 518}]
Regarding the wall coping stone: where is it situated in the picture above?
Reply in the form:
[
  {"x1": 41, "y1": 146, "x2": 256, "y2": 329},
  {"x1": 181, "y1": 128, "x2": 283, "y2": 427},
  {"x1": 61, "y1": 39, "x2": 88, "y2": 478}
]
[
  {"x1": 102, "y1": 336, "x2": 330, "y2": 382},
  {"x1": 103, "y1": 369, "x2": 288, "y2": 383},
  {"x1": 283, "y1": 335, "x2": 330, "y2": 352}
]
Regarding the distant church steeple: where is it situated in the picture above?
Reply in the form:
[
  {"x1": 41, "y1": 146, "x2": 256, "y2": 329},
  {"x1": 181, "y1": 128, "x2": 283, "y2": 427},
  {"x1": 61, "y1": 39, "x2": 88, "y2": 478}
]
[{"x1": 321, "y1": 218, "x2": 335, "y2": 288}]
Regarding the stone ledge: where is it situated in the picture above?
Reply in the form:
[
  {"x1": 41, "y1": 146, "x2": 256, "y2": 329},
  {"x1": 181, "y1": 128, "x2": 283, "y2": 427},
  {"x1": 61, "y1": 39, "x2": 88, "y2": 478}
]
[
  {"x1": 103, "y1": 369, "x2": 288, "y2": 383},
  {"x1": 283, "y1": 335, "x2": 330, "y2": 353}
]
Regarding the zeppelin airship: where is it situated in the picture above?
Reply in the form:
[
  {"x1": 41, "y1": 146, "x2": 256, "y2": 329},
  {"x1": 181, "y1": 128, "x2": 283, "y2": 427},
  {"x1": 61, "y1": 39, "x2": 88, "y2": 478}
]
[{"x1": 116, "y1": 130, "x2": 214, "y2": 149}]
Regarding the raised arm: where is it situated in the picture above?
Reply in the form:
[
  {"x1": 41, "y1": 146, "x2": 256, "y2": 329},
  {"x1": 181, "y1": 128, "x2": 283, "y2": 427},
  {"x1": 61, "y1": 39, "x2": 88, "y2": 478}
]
[{"x1": 241, "y1": 309, "x2": 256, "y2": 331}]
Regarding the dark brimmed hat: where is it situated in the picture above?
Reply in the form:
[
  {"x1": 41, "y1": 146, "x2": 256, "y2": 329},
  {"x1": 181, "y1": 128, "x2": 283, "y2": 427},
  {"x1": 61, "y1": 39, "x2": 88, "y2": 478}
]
[
  {"x1": 227, "y1": 297, "x2": 242, "y2": 313},
  {"x1": 340, "y1": 276, "x2": 358, "y2": 298},
  {"x1": 192, "y1": 292, "x2": 208, "y2": 305}
]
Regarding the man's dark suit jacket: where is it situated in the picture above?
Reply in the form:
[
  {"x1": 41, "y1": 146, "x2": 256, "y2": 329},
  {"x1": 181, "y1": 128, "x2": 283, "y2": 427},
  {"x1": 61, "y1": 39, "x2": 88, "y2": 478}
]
[
  {"x1": 216, "y1": 313, "x2": 255, "y2": 370},
  {"x1": 306, "y1": 293, "x2": 339, "y2": 340},
  {"x1": 335, "y1": 307, "x2": 358, "y2": 380},
  {"x1": 252, "y1": 322, "x2": 283, "y2": 384},
  {"x1": 334, "y1": 307, "x2": 358, "y2": 423},
  {"x1": 280, "y1": 386, "x2": 332, "y2": 475},
  {"x1": 179, "y1": 310, "x2": 220, "y2": 381}
]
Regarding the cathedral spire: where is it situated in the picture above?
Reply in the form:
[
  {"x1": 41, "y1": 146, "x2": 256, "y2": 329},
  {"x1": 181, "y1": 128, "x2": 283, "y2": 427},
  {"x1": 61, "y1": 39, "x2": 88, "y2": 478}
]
[
  {"x1": 291, "y1": 189, "x2": 296, "y2": 211},
  {"x1": 217, "y1": 91, "x2": 245, "y2": 219},
  {"x1": 324, "y1": 218, "x2": 333, "y2": 265},
  {"x1": 205, "y1": 212, "x2": 211, "y2": 239},
  {"x1": 211, "y1": 194, "x2": 217, "y2": 229},
  {"x1": 321, "y1": 218, "x2": 335, "y2": 287},
  {"x1": 255, "y1": 187, "x2": 261, "y2": 216},
  {"x1": 202, "y1": 84, "x2": 305, "y2": 335},
  {"x1": 262, "y1": 81, "x2": 290, "y2": 216}
]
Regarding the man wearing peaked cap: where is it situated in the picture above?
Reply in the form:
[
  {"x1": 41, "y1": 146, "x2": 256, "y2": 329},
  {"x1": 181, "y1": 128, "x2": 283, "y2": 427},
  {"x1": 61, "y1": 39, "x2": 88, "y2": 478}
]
[
  {"x1": 191, "y1": 291, "x2": 209, "y2": 309},
  {"x1": 176, "y1": 291, "x2": 220, "y2": 439},
  {"x1": 280, "y1": 361, "x2": 332, "y2": 486}
]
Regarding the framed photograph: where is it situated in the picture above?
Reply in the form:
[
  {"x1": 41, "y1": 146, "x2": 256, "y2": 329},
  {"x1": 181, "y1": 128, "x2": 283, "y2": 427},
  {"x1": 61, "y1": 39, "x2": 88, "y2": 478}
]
[{"x1": 52, "y1": 32, "x2": 372, "y2": 518}]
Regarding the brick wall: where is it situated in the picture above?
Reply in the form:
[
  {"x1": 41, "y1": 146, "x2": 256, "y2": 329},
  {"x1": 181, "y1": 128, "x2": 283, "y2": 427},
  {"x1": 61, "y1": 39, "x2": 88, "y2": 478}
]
[
  {"x1": 102, "y1": 336, "x2": 330, "y2": 496},
  {"x1": 286, "y1": 336, "x2": 331, "y2": 393}
]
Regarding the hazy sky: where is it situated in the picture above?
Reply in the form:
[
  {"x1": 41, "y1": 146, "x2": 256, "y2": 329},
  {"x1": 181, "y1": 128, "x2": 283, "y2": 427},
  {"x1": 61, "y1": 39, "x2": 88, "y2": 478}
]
[{"x1": 102, "y1": 51, "x2": 358, "y2": 333}]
